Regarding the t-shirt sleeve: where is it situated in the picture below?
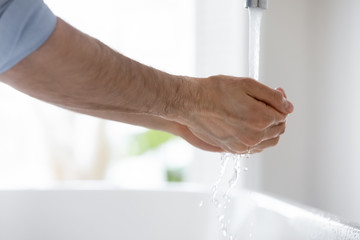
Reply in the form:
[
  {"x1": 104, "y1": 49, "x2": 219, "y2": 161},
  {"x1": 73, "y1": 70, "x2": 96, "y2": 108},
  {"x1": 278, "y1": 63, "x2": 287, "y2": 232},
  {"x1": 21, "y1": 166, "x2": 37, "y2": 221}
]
[
  {"x1": 0, "y1": 0, "x2": 57, "y2": 74},
  {"x1": 0, "y1": 0, "x2": 13, "y2": 17}
]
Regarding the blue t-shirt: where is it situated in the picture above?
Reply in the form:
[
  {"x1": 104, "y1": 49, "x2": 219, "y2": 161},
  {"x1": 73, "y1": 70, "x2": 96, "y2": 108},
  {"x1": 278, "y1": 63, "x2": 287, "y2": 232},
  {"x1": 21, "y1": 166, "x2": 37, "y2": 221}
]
[{"x1": 0, "y1": 0, "x2": 57, "y2": 73}]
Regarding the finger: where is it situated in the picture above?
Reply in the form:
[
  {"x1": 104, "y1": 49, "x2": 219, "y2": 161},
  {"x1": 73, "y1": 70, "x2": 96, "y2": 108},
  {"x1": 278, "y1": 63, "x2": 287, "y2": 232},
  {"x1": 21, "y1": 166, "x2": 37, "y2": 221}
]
[
  {"x1": 244, "y1": 98, "x2": 287, "y2": 130},
  {"x1": 243, "y1": 78, "x2": 293, "y2": 114},
  {"x1": 276, "y1": 88, "x2": 287, "y2": 98},
  {"x1": 263, "y1": 122, "x2": 286, "y2": 140},
  {"x1": 184, "y1": 134, "x2": 223, "y2": 152},
  {"x1": 187, "y1": 127, "x2": 237, "y2": 153},
  {"x1": 190, "y1": 129, "x2": 237, "y2": 154},
  {"x1": 248, "y1": 148, "x2": 262, "y2": 154},
  {"x1": 225, "y1": 139, "x2": 250, "y2": 154},
  {"x1": 252, "y1": 136, "x2": 281, "y2": 151}
]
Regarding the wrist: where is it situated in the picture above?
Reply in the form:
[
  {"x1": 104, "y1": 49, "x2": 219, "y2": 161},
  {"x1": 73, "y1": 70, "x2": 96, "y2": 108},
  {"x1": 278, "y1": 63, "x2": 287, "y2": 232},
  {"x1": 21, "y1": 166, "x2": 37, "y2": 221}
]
[{"x1": 158, "y1": 75, "x2": 200, "y2": 124}]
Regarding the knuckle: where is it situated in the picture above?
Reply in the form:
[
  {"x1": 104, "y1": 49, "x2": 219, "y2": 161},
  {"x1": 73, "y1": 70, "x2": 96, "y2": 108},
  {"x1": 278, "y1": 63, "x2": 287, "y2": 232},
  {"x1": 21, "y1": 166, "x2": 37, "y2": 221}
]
[
  {"x1": 241, "y1": 77, "x2": 255, "y2": 89},
  {"x1": 273, "y1": 90, "x2": 284, "y2": 103}
]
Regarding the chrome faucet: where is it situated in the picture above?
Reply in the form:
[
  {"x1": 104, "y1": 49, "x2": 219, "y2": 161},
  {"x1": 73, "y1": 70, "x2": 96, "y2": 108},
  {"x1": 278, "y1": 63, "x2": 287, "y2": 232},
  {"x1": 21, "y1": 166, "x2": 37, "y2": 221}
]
[{"x1": 245, "y1": 0, "x2": 267, "y2": 9}]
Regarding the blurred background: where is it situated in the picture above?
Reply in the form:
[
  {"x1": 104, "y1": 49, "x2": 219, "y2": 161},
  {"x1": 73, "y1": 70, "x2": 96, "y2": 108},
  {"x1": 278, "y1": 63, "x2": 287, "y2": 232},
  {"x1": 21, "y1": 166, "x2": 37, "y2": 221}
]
[{"x1": 0, "y1": 0, "x2": 359, "y2": 225}]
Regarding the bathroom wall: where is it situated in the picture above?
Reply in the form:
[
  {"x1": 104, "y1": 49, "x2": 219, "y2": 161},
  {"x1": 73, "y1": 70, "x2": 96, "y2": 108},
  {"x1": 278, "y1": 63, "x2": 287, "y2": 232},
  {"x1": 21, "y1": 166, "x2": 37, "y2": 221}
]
[
  {"x1": 259, "y1": 0, "x2": 311, "y2": 208},
  {"x1": 261, "y1": 0, "x2": 360, "y2": 223}
]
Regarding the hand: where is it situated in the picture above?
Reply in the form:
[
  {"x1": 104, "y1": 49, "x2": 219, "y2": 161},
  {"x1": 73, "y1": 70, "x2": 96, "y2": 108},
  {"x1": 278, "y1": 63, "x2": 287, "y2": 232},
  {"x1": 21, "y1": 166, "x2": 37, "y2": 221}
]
[{"x1": 173, "y1": 75, "x2": 294, "y2": 154}]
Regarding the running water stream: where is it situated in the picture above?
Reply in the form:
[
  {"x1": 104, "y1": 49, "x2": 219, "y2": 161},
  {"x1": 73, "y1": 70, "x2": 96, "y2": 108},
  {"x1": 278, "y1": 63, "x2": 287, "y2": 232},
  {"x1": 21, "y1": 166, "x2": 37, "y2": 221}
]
[
  {"x1": 249, "y1": 7, "x2": 265, "y2": 81},
  {"x1": 210, "y1": 7, "x2": 265, "y2": 240}
]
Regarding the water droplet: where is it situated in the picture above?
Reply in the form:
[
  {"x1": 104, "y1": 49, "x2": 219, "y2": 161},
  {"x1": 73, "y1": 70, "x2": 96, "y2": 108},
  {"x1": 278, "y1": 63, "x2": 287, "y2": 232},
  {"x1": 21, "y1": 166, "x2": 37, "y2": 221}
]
[
  {"x1": 198, "y1": 200, "x2": 204, "y2": 208},
  {"x1": 243, "y1": 167, "x2": 249, "y2": 172},
  {"x1": 234, "y1": 158, "x2": 241, "y2": 169},
  {"x1": 228, "y1": 168, "x2": 239, "y2": 188},
  {"x1": 213, "y1": 199, "x2": 222, "y2": 209}
]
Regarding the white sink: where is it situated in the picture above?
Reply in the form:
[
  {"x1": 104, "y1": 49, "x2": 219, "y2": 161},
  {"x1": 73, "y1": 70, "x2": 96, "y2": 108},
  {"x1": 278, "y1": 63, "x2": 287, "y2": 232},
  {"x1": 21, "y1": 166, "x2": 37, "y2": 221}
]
[{"x1": 0, "y1": 183, "x2": 359, "y2": 240}]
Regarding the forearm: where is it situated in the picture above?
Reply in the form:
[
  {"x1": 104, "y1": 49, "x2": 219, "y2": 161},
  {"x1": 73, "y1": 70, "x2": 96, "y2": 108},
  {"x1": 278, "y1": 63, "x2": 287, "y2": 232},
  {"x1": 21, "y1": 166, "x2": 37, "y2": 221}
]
[
  {"x1": 0, "y1": 16, "x2": 221, "y2": 152},
  {"x1": 0, "y1": 14, "x2": 293, "y2": 154},
  {"x1": 0, "y1": 18, "x2": 189, "y2": 122}
]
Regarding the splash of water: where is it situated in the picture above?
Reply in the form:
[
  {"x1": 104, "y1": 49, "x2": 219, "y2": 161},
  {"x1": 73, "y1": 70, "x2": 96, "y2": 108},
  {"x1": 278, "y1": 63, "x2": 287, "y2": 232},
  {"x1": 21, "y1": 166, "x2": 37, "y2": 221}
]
[{"x1": 212, "y1": 153, "x2": 250, "y2": 240}]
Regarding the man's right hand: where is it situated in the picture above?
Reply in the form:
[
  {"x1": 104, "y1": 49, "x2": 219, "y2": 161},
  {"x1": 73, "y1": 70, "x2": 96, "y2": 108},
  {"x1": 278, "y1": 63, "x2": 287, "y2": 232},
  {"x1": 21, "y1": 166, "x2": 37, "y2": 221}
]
[{"x1": 168, "y1": 75, "x2": 294, "y2": 154}]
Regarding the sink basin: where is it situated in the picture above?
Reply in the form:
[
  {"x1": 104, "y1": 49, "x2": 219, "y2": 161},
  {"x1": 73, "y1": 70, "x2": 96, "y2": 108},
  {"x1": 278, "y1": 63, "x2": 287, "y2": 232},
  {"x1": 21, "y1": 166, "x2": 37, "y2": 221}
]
[
  {"x1": 228, "y1": 191, "x2": 360, "y2": 240},
  {"x1": 0, "y1": 183, "x2": 359, "y2": 240}
]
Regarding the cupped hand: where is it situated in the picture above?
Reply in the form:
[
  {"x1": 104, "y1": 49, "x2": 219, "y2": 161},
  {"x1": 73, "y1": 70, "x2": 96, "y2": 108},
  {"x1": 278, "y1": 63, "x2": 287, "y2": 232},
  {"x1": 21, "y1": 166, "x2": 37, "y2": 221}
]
[{"x1": 174, "y1": 75, "x2": 293, "y2": 154}]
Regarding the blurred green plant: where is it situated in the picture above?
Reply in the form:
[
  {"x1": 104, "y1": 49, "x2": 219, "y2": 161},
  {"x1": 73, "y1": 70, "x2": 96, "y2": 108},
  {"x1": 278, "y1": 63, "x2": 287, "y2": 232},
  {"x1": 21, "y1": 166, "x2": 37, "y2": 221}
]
[
  {"x1": 166, "y1": 168, "x2": 186, "y2": 182},
  {"x1": 127, "y1": 129, "x2": 177, "y2": 156}
]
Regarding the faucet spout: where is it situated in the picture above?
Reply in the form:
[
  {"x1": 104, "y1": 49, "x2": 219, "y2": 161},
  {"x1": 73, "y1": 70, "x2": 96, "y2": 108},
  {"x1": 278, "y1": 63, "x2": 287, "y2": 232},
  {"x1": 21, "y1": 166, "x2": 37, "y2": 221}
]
[{"x1": 245, "y1": 0, "x2": 267, "y2": 9}]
